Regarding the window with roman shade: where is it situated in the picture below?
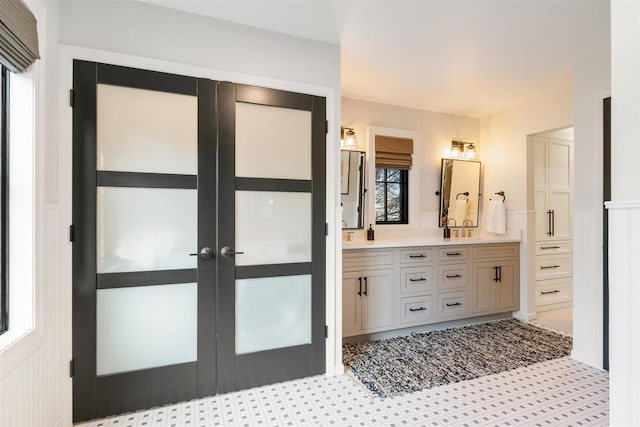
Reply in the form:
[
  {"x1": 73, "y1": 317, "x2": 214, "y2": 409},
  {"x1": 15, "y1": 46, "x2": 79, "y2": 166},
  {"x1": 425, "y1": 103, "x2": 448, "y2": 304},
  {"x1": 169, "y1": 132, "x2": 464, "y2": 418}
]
[
  {"x1": 0, "y1": 0, "x2": 39, "y2": 73},
  {"x1": 375, "y1": 135, "x2": 414, "y2": 169}
]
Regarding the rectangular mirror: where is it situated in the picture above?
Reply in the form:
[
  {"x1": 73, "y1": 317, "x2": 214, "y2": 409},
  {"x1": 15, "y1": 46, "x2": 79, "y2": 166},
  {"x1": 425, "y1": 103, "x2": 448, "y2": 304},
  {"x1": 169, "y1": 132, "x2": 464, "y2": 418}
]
[
  {"x1": 439, "y1": 159, "x2": 481, "y2": 227},
  {"x1": 341, "y1": 150, "x2": 366, "y2": 229}
]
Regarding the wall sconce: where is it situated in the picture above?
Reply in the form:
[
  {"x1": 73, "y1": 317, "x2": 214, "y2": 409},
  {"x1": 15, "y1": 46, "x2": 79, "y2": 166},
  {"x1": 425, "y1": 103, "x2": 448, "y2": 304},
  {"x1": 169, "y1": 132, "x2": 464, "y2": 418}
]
[
  {"x1": 341, "y1": 127, "x2": 359, "y2": 149},
  {"x1": 446, "y1": 140, "x2": 477, "y2": 160}
]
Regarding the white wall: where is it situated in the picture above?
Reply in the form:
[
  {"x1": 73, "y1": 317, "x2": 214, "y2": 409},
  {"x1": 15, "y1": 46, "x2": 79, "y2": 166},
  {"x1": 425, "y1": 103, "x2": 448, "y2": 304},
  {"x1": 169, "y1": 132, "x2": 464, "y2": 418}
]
[
  {"x1": 341, "y1": 97, "x2": 480, "y2": 238},
  {"x1": 479, "y1": 88, "x2": 573, "y2": 321},
  {"x1": 0, "y1": 1, "x2": 68, "y2": 427},
  {"x1": 608, "y1": 0, "x2": 640, "y2": 424},
  {"x1": 571, "y1": 48, "x2": 610, "y2": 369},
  {"x1": 1, "y1": 1, "x2": 342, "y2": 426}
]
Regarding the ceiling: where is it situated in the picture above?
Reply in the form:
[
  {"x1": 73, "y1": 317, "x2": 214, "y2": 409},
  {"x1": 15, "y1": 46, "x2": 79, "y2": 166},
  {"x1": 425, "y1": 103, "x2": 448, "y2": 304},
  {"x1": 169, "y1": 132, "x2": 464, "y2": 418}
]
[{"x1": 141, "y1": 0, "x2": 610, "y2": 118}]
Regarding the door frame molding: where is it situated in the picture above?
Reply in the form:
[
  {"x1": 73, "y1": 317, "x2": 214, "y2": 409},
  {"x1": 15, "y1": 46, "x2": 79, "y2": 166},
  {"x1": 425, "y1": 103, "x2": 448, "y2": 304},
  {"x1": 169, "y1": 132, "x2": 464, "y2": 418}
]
[{"x1": 58, "y1": 45, "x2": 342, "y2": 390}]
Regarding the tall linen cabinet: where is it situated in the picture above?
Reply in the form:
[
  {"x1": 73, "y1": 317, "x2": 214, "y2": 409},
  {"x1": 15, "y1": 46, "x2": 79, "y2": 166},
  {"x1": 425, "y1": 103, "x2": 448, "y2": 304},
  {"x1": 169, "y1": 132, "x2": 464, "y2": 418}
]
[{"x1": 533, "y1": 136, "x2": 573, "y2": 311}]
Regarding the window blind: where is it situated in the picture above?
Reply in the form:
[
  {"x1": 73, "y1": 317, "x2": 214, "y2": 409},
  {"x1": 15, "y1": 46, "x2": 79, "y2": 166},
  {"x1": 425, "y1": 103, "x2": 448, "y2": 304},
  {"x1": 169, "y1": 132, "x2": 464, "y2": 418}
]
[
  {"x1": 375, "y1": 135, "x2": 414, "y2": 170},
  {"x1": 0, "y1": 0, "x2": 39, "y2": 73}
]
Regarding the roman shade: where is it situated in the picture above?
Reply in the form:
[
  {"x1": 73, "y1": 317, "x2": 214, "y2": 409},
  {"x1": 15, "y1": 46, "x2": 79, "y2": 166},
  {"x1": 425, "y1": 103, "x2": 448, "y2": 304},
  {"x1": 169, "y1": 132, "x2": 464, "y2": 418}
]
[
  {"x1": 375, "y1": 135, "x2": 414, "y2": 170},
  {"x1": 0, "y1": 0, "x2": 39, "y2": 72}
]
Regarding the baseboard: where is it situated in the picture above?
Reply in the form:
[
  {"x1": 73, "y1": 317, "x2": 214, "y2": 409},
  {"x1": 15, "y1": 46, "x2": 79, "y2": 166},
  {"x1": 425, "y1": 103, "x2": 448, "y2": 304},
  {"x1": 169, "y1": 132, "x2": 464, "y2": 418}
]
[{"x1": 536, "y1": 301, "x2": 572, "y2": 312}]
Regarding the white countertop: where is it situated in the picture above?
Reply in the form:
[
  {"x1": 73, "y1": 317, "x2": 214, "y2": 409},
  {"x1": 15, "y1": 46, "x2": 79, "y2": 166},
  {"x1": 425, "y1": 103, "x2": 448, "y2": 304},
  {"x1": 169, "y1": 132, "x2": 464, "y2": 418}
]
[{"x1": 342, "y1": 236, "x2": 521, "y2": 250}]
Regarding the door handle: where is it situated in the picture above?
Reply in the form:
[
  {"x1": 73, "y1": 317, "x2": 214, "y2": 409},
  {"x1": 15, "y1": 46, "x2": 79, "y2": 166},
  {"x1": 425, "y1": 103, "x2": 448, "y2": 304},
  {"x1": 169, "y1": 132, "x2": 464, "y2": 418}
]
[
  {"x1": 498, "y1": 265, "x2": 502, "y2": 282},
  {"x1": 493, "y1": 266, "x2": 499, "y2": 282},
  {"x1": 551, "y1": 209, "x2": 555, "y2": 236},
  {"x1": 189, "y1": 247, "x2": 214, "y2": 259},
  {"x1": 363, "y1": 277, "x2": 368, "y2": 296},
  {"x1": 220, "y1": 246, "x2": 244, "y2": 258},
  {"x1": 357, "y1": 277, "x2": 362, "y2": 296},
  {"x1": 547, "y1": 210, "x2": 552, "y2": 236}
]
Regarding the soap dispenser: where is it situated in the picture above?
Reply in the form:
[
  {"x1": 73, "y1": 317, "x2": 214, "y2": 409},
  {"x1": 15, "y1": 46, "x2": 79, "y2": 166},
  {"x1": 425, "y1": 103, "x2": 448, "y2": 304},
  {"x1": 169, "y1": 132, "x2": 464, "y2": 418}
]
[
  {"x1": 443, "y1": 224, "x2": 451, "y2": 240},
  {"x1": 367, "y1": 224, "x2": 375, "y2": 241}
]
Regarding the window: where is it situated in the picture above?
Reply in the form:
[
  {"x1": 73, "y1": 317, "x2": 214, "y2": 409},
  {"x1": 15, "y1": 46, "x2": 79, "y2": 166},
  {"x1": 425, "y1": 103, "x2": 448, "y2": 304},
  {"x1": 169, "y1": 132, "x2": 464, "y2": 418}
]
[
  {"x1": 375, "y1": 167, "x2": 408, "y2": 224},
  {"x1": 0, "y1": 66, "x2": 9, "y2": 335}
]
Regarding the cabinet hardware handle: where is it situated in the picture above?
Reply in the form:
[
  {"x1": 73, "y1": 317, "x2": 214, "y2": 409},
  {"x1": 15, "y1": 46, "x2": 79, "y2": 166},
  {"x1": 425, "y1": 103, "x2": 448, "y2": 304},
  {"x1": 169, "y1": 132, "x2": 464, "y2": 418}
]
[
  {"x1": 540, "y1": 265, "x2": 560, "y2": 269},
  {"x1": 409, "y1": 277, "x2": 427, "y2": 282},
  {"x1": 551, "y1": 209, "x2": 555, "y2": 236},
  {"x1": 363, "y1": 276, "x2": 368, "y2": 296},
  {"x1": 446, "y1": 302, "x2": 462, "y2": 307},
  {"x1": 409, "y1": 254, "x2": 426, "y2": 258},
  {"x1": 446, "y1": 252, "x2": 462, "y2": 256},
  {"x1": 409, "y1": 307, "x2": 426, "y2": 312},
  {"x1": 540, "y1": 246, "x2": 560, "y2": 250},
  {"x1": 357, "y1": 277, "x2": 362, "y2": 296},
  {"x1": 446, "y1": 274, "x2": 462, "y2": 278},
  {"x1": 541, "y1": 289, "x2": 560, "y2": 295},
  {"x1": 493, "y1": 266, "x2": 499, "y2": 282},
  {"x1": 547, "y1": 210, "x2": 552, "y2": 236},
  {"x1": 498, "y1": 266, "x2": 502, "y2": 282}
]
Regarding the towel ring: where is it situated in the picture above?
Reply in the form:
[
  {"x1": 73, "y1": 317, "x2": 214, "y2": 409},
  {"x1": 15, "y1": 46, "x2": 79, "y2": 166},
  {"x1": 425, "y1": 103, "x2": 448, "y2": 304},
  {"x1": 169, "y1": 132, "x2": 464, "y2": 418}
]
[
  {"x1": 456, "y1": 192, "x2": 469, "y2": 200},
  {"x1": 491, "y1": 191, "x2": 506, "y2": 202}
]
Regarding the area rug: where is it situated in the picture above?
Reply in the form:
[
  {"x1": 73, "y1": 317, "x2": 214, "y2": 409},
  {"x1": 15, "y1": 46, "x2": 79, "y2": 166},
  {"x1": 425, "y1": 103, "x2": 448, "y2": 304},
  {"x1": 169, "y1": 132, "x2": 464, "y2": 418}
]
[{"x1": 342, "y1": 319, "x2": 572, "y2": 398}]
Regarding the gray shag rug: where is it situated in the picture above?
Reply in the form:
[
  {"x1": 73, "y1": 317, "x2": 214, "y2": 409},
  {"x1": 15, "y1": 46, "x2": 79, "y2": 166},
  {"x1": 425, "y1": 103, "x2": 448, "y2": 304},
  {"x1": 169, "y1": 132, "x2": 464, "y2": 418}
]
[{"x1": 343, "y1": 319, "x2": 572, "y2": 398}]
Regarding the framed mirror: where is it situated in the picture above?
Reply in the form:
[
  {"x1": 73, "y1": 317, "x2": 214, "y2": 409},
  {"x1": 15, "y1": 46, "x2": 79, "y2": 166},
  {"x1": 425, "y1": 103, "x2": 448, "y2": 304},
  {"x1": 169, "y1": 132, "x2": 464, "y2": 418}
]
[
  {"x1": 341, "y1": 150, "x2": 366, "y2": 229},
  {"x1": 439, "y1": 159, "x2": 481, "y2": 227}
]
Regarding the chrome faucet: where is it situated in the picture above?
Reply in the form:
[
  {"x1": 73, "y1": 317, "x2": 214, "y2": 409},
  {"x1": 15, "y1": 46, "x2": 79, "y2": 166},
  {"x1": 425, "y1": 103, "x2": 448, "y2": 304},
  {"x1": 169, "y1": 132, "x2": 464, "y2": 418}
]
[
  {"x1": 462, "y1": 219, "x2": 473, "y2": 238},
  {"x1": 448, "y1": 218, "x2": 459, "y2": 239}
]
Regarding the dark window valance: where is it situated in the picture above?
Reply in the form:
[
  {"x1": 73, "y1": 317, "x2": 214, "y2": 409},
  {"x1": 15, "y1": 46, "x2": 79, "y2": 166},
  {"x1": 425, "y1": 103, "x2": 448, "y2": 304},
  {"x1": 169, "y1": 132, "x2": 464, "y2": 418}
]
[
  {"x1": 0, "y1": 0, "x2": 39, "y2": 72},
  {"x1": 375, "y1": 135, "x2": 414, "y2": 170}
]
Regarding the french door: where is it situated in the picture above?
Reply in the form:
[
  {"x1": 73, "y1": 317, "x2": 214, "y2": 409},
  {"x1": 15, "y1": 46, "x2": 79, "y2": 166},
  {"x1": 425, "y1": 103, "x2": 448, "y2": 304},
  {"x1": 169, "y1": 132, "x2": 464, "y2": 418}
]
[{"x1": 72, "y1": 61, "x2": 326, "y2": 422}]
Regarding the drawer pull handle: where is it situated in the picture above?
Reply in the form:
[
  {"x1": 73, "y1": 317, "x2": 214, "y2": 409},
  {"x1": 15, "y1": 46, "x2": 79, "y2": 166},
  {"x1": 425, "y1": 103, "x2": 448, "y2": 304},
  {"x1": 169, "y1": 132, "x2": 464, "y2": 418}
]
[
  {"x1": 540, "y1": 246, "x2": 561, "y2": 250},
  {"x1": 446, "y1": 302, "x2": 462, "y2": 307},
  {"x1": 409, "y1": 254, "x2": 426, "y2": 258},
  {"x1": 409, "y1": 277, "x2": 427, "y2": 282},
  {"x1": 363, "y1": 276, "x2": 368, "y2": 296},
  {"x1": 446, "y1": 274, "x2": 462, "y2": 278},
  {"x1": 409, "y1": 307, "x2": 426, "y2": 312},
  {"x1": 446, "y1": 252, "x2": 462, "y2": 256},
  {"x1": 540, "y1": 265, "x2": 560, "y2": 269},
  {"x1": 357, "y1": 277, "x2": 362, "y2": 296},
  {"x1": 541, "y1": 289, "x2": 560, "y2": 295}
]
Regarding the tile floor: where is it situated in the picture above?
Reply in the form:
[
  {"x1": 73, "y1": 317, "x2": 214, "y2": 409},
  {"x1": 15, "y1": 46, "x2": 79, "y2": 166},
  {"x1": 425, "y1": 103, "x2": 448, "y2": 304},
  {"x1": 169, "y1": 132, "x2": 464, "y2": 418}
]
[
  {"x1": 76, "y1": 356, "x2": 608, "y2": 427},
  {"x1": 533, "y1": 307, "x2": 573, "y2": 335}
]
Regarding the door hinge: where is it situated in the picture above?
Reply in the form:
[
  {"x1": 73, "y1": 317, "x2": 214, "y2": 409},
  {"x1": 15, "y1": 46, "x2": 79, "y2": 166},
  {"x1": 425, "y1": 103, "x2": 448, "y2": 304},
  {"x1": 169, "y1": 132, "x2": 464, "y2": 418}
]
[
  {"x1": 325, "y1": 120, "x2": 328, "y2": 134},
  {"x1": 69, "y1": 89, "x2": 75, "y2": 108},
  {"x1": 325, "y1": 222, "x2": 329, "y2": 236},
  {"x1": 69, "y1": 359, "x2": 74, "y2": 378},
  {"x1": 69, "y1": 225, "x2": 75, "y2": 242},
  {"x1": 324, "y1": 325, "x2": 328, "y2": 338}
]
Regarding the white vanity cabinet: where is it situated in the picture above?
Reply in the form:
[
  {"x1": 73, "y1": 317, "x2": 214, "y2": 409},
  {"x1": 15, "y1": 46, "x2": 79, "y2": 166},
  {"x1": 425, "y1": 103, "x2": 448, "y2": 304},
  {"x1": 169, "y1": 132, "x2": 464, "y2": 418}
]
[{"x1": 342, "y1": 241, "x2": 519, "y2": 337}]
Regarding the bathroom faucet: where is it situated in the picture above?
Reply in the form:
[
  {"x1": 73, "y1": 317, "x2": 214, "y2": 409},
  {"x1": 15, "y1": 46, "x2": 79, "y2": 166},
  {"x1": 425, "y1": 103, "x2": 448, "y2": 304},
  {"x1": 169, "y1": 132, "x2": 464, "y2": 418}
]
[
  {"x1": 345, "y1": 231, "x2": 354, "y2": 242},
  {"x1": 448, "y1": 218, "x2": 459, "y2": 239},
  {"x1": 462, "y1": 220, "x2": 473, "y2": 238}
]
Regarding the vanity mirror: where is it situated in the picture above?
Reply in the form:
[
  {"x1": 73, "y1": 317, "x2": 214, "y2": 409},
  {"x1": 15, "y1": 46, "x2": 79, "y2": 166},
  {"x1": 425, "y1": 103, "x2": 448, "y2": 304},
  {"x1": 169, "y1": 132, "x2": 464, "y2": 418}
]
[
  {"x1": 439, "y1": 159, "x2": 481, "y2": 227},
  {"x1": 341, "y1": 150, "x2": 366, "y2": 229}
]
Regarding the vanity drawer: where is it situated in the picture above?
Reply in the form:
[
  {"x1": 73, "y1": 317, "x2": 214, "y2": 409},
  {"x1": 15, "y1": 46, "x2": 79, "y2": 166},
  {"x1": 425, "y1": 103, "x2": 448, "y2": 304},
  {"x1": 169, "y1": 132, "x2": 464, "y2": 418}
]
[
  {"x1": 437, "y1": 291, "x2": 469, "y2": 318},
  {"x1": 438, "y1": 264, "x2": 469, "y2": 291},
  {"x1": 400, "y1": 295, "x2": 433, "y2": 324},
  {"x1": 536, "y1": 278, "x2": 572, "y2": 306},
  {"x1": 399, "y1": 248, "x2": 433, "y2": 264},
  {"x1": 471, "y1": 244, "x2": 519, "y2": 260},
  {"x1": 535, "y1": 254, "x2": 572, "y2": 280},
  {"x1": 535, "y1": 241, "x2": 572, "y2": 255},
  {"x1": 342, "y1": 249, "x2": 394, "y2": 269},
  {"x1": 400, "y1": 266, "x2": 434, "y2": 294},
  {"x1": 438, "y1": 247, "x2": 468, "y2": 262}
]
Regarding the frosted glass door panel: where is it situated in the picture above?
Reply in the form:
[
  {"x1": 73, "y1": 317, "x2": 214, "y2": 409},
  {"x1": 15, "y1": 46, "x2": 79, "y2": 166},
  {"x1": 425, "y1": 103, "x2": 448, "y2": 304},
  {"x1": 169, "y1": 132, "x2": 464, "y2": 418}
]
[
  {"x1": 235, "y1": 102, "x2": 311, "y2": 180},
  {"x1": 97, "y1": 187, "x2": 197, "y2": 273},
  {"x1": 235, "y1": 191, "x2": 311, "y2": 266},
  {"x1": 97, "y1": 84, "x2": 197, "y2": 174},
  {"x1": 96, "y1": 283, "x2": 197, "y2": 375},
  {"x1": 235, "y1": 275, "x2": 311, "y2": 354}
]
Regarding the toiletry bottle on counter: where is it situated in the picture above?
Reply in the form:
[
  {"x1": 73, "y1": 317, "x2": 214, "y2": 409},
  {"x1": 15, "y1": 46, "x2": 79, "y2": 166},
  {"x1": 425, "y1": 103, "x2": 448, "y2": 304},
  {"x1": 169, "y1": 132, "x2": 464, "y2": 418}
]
[
  {"x1": 367, "y1": 224, "x2": 375, "y2": 241},
  {"x1": 443, "y1": 225, "x2": 451, "y2": 240}
]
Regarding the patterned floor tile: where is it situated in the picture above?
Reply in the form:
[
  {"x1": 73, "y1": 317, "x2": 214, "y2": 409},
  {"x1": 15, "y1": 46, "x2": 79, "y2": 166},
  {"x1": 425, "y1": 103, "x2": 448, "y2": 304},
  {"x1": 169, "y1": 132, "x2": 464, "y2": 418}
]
[{"x1": 76, "y1": 357, "x2": 608, "y2": 427}]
